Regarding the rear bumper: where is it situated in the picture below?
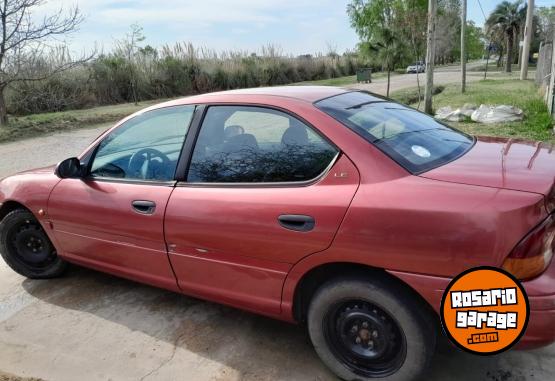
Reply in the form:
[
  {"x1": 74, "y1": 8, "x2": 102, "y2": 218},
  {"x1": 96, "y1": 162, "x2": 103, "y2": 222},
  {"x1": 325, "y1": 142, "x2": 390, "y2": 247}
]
[
  {"x1": 516, "y1": 259, "x2": 555, "y2": 349},
  {"x1": 517, "y1": 308, "x2": 555, "y2": 349},
  {"x1": 389, "y1": 259, "x2": 555, "y2": 350}
]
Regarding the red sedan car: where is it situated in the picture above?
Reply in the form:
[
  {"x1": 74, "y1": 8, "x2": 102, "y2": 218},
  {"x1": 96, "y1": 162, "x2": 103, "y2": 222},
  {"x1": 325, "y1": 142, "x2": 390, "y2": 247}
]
[{"x1": 1, "y1": 86, "x2": 554, "y2": 381}]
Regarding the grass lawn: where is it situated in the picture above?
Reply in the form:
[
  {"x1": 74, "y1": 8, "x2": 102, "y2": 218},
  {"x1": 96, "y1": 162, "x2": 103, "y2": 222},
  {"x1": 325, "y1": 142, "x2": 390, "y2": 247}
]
[
  {"x1": 468, "y1": 62, "x2": 536, "y2": 73},
  {"x1": 0, "y1": 99, "x2": 165, "y2": 143},
  {"x1": 390, "y1": 79, "x2": 554, "y2": 142},
  {"x1": 295, "y1": 75, "x2": 357, "y2": 86},
  {"x1": 296, "y1": 71, "x2": 392, "y2": 86}
]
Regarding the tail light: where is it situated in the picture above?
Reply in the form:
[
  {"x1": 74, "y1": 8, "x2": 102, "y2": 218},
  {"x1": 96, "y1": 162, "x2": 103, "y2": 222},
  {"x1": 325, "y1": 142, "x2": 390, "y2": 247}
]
[{"x1": 502, "y1": 215, "x2": 555, "y2": 280}]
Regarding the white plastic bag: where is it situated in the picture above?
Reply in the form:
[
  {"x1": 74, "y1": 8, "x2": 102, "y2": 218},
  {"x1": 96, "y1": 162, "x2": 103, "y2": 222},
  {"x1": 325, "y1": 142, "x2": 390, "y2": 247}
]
[
  {"x1": 435, "y1": 106, "x2": 466, "y2": 122},
  {"x1": 471, "y1": 105, "x2": 523, "y2": 124}
]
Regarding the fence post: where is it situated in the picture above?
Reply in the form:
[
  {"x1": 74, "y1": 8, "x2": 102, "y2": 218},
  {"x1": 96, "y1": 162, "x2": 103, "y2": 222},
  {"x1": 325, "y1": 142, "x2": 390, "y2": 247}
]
[{"x1": 549, "y1": 27, "x2": 555, "y2": 117}]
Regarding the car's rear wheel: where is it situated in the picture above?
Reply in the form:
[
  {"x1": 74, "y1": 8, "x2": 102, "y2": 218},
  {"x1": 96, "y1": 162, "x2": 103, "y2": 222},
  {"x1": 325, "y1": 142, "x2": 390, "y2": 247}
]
[
  {"x1": 0, "y1": 209, "x2": 67, "y2": 278},
  {"x1": 307, "y1": 276, "x2": 435, "y2": 381}
]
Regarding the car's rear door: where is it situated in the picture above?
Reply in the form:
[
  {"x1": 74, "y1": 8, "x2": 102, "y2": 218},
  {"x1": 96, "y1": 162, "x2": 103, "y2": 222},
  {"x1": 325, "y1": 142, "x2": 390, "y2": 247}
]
[
  {"x1": 164, "y1": 105, "x2": 360, "y2": 315},
  {"x1": 47, "y1": 105, "x2": 195, "y2": 291}
]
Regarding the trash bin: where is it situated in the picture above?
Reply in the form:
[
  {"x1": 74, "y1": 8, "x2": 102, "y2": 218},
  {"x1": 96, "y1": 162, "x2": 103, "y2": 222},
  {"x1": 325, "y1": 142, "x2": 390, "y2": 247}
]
[{"x1": 356, "y1": 68, "x2": 372, "y2": 83}]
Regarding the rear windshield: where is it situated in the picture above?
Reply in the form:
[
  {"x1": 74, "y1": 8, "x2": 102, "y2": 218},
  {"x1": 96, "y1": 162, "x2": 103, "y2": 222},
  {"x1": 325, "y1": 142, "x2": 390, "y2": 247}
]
[{"x1": 315, "y1": 91, "x2": 474, "y2": 174}]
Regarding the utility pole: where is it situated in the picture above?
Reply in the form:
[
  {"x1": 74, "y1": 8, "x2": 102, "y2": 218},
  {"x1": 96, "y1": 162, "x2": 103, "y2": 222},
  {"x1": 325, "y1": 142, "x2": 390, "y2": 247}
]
[
  {"x1": 424, "y1": 0, "x2": 437, "y2": 114},
  {"x1": 461, "y1": 0, "x2": 467, "y2": 93},
  {"x1": 484, "y1": 44, "x2": 491, "y2": 80},
  {"x1": 520, "y1": 0, "x2": 534, "y2": 80}
]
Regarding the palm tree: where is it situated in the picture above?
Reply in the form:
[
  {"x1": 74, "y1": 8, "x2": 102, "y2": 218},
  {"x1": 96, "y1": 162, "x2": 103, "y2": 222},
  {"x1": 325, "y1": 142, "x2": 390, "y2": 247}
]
[
  {"x1": 360, "y1": 28, "x2": 407, "y2": 97},
  {"x1": 486, "y1": 1, "x2": 527, "y2": 73}
]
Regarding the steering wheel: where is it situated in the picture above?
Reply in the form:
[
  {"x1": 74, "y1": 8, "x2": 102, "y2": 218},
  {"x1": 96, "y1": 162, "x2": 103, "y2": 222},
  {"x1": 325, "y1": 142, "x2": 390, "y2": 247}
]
[{"x1": 128, "y1": 148, "x2": 171, "y2": 180}]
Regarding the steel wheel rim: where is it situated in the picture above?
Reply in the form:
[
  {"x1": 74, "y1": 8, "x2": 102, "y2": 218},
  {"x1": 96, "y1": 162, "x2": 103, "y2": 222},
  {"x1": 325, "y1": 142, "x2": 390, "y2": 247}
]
[
  {"x1": 7, "y1": 218, "x2": 56, "y2": 270},
  {"x1": 323, "y1": 299, "x2": 407, "y2": 378}
]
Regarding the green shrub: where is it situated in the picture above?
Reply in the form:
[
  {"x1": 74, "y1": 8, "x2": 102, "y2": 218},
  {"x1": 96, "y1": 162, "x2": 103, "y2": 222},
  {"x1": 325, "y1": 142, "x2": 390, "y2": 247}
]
[{"x1": 6, "y1": 44, "x2": 368, "y2": 116}]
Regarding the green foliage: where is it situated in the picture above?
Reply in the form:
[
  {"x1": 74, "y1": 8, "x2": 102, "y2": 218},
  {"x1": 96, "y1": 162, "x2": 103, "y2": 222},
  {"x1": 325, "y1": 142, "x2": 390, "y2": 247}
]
[
  {"x1": 466, "y1": 22, "x2": 486, "y2": 60},
  {"x1": 7, "y1": 68, "x2": 95, "y2": 115},
  {"x1": 347, "y1": 0, "x2": 423, "y2": 95},
  {"x1": 486, "y1": 1, "x2": 527, "y2": 70},
  {"x1": 348, "y1": 0, "x2": 476, "y2": 69},
  {"x1": 4, "y1": 43, "x2": 366, "y2": 116}
]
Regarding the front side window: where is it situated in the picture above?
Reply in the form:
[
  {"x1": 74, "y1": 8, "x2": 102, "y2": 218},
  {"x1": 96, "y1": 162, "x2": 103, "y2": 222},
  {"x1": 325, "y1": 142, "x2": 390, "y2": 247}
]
[
  {"x1": 187, "y1": 106, "x2": 338, "y2": 183},
  {"x1": 316, "y1": 91, "x2": 474, "y2": 174},
  {"x1": 90, "y1": 105, "x2": 195, "y2": 181}
]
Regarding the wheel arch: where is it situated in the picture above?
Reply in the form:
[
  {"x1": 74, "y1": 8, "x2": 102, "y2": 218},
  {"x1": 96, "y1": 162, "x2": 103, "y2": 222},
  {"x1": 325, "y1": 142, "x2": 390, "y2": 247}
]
[
  {"x1": 289, "y1": 261, "x2": 439, "y2": 327},
  {"x1": 0, "y1": 200, "x2": 31, "y2": 222}
]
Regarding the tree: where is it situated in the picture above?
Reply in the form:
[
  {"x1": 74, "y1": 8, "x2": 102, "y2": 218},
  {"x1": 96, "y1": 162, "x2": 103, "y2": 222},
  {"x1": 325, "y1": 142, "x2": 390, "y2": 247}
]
[
  {"x1": 486, "y1": 1, "x2": 526, "y2": 73},
  {"x1": 424, "y1": 0, "x2": 437, "y2": 114},
  {"x1": 115, "y1": 24, "x2": 146, "y2": 105},
  {"x1": 537, "y1": 6, "x2": 555, "y2": 40},
  {"x1": 347, "y1": 0, "x2": 417, "y2": 96},
  {"x1": 435, "y1": 0, "x2": 460, "y2": 65},
  {"x1": 0, "y1": 0, "x2": 88, "y2": 125},
  {"x1": 465, "y1": 22, "x2": 486, "y2": 59},
  {"x1": 360, "y1": 28, "x2": 406, "y2": 96}
]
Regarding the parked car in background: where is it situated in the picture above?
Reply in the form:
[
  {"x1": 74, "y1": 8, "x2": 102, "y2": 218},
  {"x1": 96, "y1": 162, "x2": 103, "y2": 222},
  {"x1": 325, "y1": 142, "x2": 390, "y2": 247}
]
[
  {"x1": 406, "y1": 61, "x2": 425, "y2": 73},
  {"x1": 1, "y1": 86, "x2": 554, "y2": 381}
]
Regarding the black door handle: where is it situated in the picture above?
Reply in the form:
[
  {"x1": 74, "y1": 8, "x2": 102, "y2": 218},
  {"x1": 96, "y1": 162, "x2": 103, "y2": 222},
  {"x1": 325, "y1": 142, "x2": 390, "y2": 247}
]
[
  {"x1": 132, "y1": 200, "x2": 156, "y2": 215},
  {"x1": 278, "y1": 214, "x2": 315, "y2": 232}
]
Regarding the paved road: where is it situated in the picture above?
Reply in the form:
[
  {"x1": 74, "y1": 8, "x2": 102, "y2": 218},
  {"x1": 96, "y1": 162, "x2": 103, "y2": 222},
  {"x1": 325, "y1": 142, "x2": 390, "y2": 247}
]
[
  {"x1": 0, "y1": 70, "x2": 553, "y2": 380},
  {"x1": 348, "y1": 61, "x2": 511, "y2": 94}
]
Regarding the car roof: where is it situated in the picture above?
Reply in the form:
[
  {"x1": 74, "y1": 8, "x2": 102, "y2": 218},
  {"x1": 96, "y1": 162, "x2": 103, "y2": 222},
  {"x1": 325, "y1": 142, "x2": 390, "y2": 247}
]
[
  {"x1": 151, "y1": 86, "x2": 355, "y2": 110},
  {"x1": 205, "y1": 85, "x2": 351, "y2": 102}
]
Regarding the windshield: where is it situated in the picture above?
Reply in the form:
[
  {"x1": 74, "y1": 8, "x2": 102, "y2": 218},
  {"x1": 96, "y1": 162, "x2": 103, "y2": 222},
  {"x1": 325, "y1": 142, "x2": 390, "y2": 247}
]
[{"x1": 315, "y1": 91, "x2": 474, "y2": 174}]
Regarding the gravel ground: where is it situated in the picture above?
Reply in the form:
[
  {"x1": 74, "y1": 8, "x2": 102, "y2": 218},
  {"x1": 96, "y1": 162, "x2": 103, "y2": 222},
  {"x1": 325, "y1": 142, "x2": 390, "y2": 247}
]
[
  {"x1": 0, "y1": 371, "x2": 42, "y2": 381},
  {"x1": 0, "y1": 124, "x2": 109, "y2": 179}
]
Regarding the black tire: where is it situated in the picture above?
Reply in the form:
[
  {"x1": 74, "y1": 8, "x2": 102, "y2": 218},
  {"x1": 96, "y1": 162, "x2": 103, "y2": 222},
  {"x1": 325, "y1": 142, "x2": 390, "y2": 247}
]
[
  {"x1": 0, "y1": 209, "x2": 67, "y2": 278},
  {"x1": 307, "y1": 276, "x2": 436, "y2": 381}
]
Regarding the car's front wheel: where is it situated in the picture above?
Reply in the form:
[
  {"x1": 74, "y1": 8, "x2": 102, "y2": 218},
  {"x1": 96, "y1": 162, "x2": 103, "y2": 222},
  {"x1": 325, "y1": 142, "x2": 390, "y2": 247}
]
[
  {"x1": 308, "y1": 276, "x2": 436, "y2": 381},
  {"x1": 0, "y1": 209, "x2": 67, "y2": 278}
]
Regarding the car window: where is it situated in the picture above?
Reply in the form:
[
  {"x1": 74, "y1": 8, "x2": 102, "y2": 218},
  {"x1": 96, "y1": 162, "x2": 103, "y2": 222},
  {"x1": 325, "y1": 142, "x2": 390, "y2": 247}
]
[
  {"x1": 187, "y1": 106, "x2": 338, "y2": 183},
  {"x1": 90, "y1": 105, "x2": 195, "y2": 181},
  {"x1": 315, "y1": 91, "x2": 474, "y2": 174}
]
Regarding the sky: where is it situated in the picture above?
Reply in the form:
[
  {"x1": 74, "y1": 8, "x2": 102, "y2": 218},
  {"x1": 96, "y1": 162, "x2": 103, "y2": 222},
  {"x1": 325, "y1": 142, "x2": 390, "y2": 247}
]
[{"x1": 36, "y1": 0, "x2": 555, "y2": 56}]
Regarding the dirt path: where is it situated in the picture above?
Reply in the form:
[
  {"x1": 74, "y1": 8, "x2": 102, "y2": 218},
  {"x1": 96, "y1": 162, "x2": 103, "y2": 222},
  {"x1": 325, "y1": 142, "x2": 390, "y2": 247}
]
[{"x1": 0, "y1": 124, "x2": 110, "y2": 179}]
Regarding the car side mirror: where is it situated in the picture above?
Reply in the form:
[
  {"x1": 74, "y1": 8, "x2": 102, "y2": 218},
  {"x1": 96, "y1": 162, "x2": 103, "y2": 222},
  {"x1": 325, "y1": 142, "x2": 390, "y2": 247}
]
[{"x1": 55, "y1": 157, "x2": 83, "y2": 179}]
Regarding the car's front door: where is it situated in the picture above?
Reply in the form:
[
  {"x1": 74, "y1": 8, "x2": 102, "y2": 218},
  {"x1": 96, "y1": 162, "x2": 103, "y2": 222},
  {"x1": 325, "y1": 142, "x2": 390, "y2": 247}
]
[
  {"x1": 164, "y1": 105, "x2": 360, "y2": 315},
  {"x1": 47, "y1": 105, "x2": 195, "y2": 291}
]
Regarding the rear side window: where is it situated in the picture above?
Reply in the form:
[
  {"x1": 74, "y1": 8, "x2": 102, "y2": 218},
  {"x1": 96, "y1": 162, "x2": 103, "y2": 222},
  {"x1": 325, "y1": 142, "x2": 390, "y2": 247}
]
[
  {"x1": 187, "y1": 106, "x2": 338, "y2": 183},
  {"x1": 316, "y1": 92, "x2": 474, "y2": 174}
]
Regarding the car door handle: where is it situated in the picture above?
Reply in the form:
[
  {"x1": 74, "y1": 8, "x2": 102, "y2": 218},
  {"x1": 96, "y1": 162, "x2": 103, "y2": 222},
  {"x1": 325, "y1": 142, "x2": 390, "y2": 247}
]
[
  {"x1": 132, "y1": 200, "x2": 156, "y2": 215},
  {"x1": 278, "y1": 214, "x2": 315, "y2": 232}
]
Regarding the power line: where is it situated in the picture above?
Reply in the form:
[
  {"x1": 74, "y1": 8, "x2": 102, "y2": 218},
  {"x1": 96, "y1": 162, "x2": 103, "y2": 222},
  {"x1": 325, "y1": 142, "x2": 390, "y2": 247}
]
[{"x1": 477, "y1": 0, "x2": 487, "y2": 22}]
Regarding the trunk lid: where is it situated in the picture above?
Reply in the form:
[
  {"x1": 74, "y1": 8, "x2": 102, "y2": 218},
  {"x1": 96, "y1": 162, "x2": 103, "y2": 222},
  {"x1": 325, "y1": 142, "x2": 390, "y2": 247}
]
[{"x1": 421, "y1": 136, "x2": 555, "y2": 209}]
